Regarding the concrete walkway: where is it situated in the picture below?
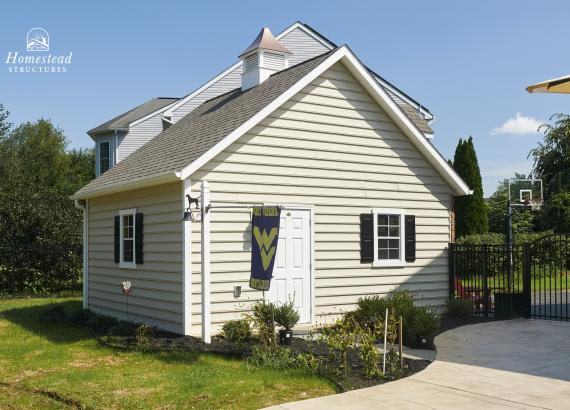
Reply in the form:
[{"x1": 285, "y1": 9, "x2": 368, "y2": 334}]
[{"x1": 265, "y1": 320, "x2": 570, "y2": 410}]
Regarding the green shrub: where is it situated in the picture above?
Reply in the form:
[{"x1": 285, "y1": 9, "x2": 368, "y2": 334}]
[
  {"x1": 413, "y1": 308, "x2": 440, "y2": 336},
  {"x1": 351, "y1": 291, "x2": 415, "y2": 330},
  {"x1": 274, "y1": 301, "x2": 300, "y2": 331},
  {"x1": 446, "y1": 298, "x2": 474, "y2": 319},
  {"x1": 249, "y1": 301, "x2": 276, "y2": 346},
  {"x1": 248, "y1": 345, "x2": 297, "y2": 370},
  {"x1": 221, "y1": 319, "x2": 252, "y2": 344},
  {"x1": 135, "y1": 324, "x2": 155, "y2": 346}
]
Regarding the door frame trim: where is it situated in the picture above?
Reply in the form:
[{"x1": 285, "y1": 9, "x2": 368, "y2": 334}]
[{"x1": 264, "y1": 203, "x2": 315, "y2": 324}]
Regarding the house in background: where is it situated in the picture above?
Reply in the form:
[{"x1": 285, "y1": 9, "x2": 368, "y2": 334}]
[
  {"x1": 89, "y1": 22, "x2": 435, "y2": 178},
  {"x1": 73, "y1": 24, "x2": 470, "y2": 336}
]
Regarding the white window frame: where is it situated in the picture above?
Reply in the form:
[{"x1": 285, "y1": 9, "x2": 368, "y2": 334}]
[
  {"x1": 119, "y1": 208, "x2": 137, "y2": 269},
  {"x1": 97, "y1": 138, "x2": 112, "y2": 176},
  {"x1": 372, "y1": 208, "x2": 406, "y2": 268}
]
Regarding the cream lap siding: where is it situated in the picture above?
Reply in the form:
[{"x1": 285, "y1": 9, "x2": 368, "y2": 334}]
[
  {"x1": 117, "y1": 113, "x2": 165, "y2": 163},
  {"x1": 87, "y1": 182, "x2": 183, "y2": 333},
  {"x1": 171, "y1": 27, "x2": 331, "y2": 123},
  {"x1": 188, "y1": 62, "x2": 453, "y2": 335}
]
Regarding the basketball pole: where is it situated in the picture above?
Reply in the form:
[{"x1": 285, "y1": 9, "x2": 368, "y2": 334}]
[{"x1": 506, "y1": 198, "x2": 514, "y2": 289}]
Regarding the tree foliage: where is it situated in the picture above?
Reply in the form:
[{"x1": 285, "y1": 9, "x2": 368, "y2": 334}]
[
  {"x1": 529, "y1": 113, "x2": 570, "y2": 198},
  {"x1": 452, "y1": 137, "x2": 488, "y2": 238},
  {"x1": 0, "y1": 117, "x2": 94, "y2": 247},
  {"x1": 539, "y1": 191, "x2": 570, "y2": 233}
]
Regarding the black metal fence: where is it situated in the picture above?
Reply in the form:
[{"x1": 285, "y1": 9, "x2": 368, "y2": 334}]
[
  {"x1": 0, "y1": 244, "x2": 82, "y2": 297},
  {"x1": 450, "y1": 234, "x2": 570, "y2": 321},
  {"x1": 449, "y1": 243, "x2": 526, "y2": 318}
]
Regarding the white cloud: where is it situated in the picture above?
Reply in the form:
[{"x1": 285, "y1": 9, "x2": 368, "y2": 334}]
[{"x1": 492, "y1": 113, "x2": 543, "y2": 135}]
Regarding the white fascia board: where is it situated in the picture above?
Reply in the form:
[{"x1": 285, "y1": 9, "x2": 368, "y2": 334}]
[
  {"x1": 70, "y1": 172, "x2": 179, "y2": 200},
  {"x1": 178, "y1": 46, "x2": 470, "y2": 196},
  {"x1": 338, "y1": 49, "x2": 470, "y2": 196},
  {"x1": 278, "y1": 22, "x2": 336, "y2": 48}
]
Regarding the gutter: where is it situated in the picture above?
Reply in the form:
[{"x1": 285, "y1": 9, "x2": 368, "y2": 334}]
[{"x1": 74, "y1": 199, "x2": 89, "y2": 309}]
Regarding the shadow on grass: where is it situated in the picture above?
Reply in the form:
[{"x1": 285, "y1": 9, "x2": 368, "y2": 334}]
[{"x1": 1, "y1": 299, "x2": 94, "y2": 344}]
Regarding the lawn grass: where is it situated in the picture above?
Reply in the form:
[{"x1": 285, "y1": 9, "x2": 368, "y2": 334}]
[
  {"x1": 0, "y1": 298, "x2": 335, "y2": 409},
  {"x1": 461, "y1": 273, "x2": 570, "y2": 292}
]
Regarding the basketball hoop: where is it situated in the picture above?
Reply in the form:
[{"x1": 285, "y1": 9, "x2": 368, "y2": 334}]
[{"x1": 528, "y1": 199, "x2": 542, "y2": 212}]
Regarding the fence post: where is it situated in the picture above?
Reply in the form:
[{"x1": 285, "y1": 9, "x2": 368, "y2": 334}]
[
  {"x1": 522, "y1": 242, "x2": 532, "y2": 319},
  {"x1": 448, "y1": 243, "x2": 455, "y2": 299},
  {"x1": 483, "y1": 245, "x2": 489, "y2": 318}
]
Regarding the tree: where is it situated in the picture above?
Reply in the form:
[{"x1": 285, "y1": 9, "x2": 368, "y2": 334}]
[
  {"x1": 529, "y1": 113, "x2": 570, "y2": 198},
  {"x1": 539, "y1": 192, "x2": 570, "y2": 233},
  {"x1": 452, "y1": 137, "x2": 488, "y2": 238},
  {"x1": 487, "y1": 174, "x2": 537, "y2": 234},
  {"x1": 0, "y1": 104, "x2": 11, "y2": 137},
  {"x1": 0, "y1": 118, "x2": 94, "y2": 247}
]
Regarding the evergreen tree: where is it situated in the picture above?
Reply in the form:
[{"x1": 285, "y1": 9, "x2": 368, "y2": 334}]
[{"x1": 452, "y1": 137, "x2": 488, "y2": 238}]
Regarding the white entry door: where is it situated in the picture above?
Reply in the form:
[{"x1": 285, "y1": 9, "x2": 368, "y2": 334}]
[{"x1": 267, "y1": 208, "x2": 312, "y2": 323}]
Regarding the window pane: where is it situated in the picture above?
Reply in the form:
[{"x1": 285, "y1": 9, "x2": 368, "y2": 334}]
[
  {"x1": 100, "y1": 159, "x2": 109, "y2": 174},
  {"x1": 100, "y1": 142, "x2": 110, "y2": 173},
  {"x1": 389, "y1": 239, "x2": 399, "y2": 249},
  {"x1": 378, "y1": 239, "x2": 388, "y2": 249},
  {"x1": 389, "y1": 215, "x2": 399, "y2": 226},
  {"x1": 377, "y1": 214, "x2": 388, "y2": 225},
  {"x1": 388, "y1": 249, "x2": 400, "y2": 259},
  {"x1": 378, "y1": 226, "x2": 388, "y2": 236},
  {"x1": 378, "y1": 248, "x2": 388, "y2": 259},
  {"x1": 123, "y1": 239, "x2": 134, "y2": 262},
  {"x1": 389, "y1": 226, "x2": 399, "y2": 237}
]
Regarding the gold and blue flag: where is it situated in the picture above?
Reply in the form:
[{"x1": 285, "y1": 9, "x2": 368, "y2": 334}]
[{"x1": 250, "y1": 206, "x2": 281, "y2": 291}]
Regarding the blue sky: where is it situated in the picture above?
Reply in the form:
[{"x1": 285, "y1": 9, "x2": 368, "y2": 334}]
[{"x1": 1, "y1": 1, "x2": 569, "y2": 195}]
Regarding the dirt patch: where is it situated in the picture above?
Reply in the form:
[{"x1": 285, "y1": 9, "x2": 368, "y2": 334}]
[
  {"x1": 68, "y1": 352, "x2": 126, "y2": 369},
  {"x1": 113, "y1": 387, "x2": 158, "y2": 398}
]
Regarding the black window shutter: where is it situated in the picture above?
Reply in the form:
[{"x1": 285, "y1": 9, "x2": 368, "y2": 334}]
[
  {"x1": 135, "y1": 213, "x2": 144, "y2": 264},
  {"x1": 405, "y1": 215, "x2": 416, "y2": 262},
  {"x1": 114, "y1": 215, "x2": 120, "y2": 263},
  {"x1": 360, "y1": 213, "x2": 374, "y2": 263}
]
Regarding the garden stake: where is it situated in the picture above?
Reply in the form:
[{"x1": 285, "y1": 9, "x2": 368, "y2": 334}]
[
  {"x1": 382, "y1": 307, "x2": 388, "y2": 374},
  {"x1": 399, "y1": 316, "x2": 403, "y2": 368}
]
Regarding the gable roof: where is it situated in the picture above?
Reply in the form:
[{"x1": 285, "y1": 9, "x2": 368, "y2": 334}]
[
  {"x1": 163, "y1": 22, "x2": 433, "y2": 133},
  {"x1": 88, "y1": 97, "x2": 179, "y2": 136},
  {"x1": 73, "y1": 46, "x2": 470, "y2": 200}
]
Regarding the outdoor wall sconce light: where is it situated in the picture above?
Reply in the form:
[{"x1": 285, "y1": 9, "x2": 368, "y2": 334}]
[{"x1": 183, "y1": 193, "x2": 202, "y2": 222}]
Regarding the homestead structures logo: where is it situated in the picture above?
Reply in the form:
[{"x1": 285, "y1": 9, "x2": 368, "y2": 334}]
[
  {"x1": 6, "y1": 27, "x2": 72, "y2": 73},
  {"x1": 27, "y1": 28, "x2": 49, "y2": 51}
]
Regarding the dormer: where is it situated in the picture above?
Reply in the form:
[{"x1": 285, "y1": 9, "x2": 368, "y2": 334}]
[{"x1": 240, "y1": 27, "x2": 292, "y2": 91}]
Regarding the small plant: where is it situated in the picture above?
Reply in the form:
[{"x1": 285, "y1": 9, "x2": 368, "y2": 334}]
[
  {"x1": 413, "y1": 308, "x2": 440, "y2": 336},
  {"x1": 221, "y1": 319, "x2": 252, "y2": 344},
  {"x1": 446, "y1": 298, "x2": 474, "y2": 320},
  {"x1": 319, "y1": 316, "x2": 357, "y2": 375},
  {"x1": 249, "y1": 301, "x2": 277, "y2": 347},
  {"x1": 274, "y1": 301, "x2": 300, "y2": 331},
  {"x1": 247, "y1": 345, "x2": 296, "y2": 370},
  {"x1": 135, "y1": 324, "x2": 155, "y2": 346}
]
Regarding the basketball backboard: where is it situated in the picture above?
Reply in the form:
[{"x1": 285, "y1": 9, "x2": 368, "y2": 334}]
[{"x1": 508, "y1": 179, "x2": 543, "y2": 209}]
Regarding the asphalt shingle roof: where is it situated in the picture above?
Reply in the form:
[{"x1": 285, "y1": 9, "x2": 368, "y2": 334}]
[
  {"x1": 74, "y1": 50, "x2": 337, "y2": 198},
  {"x1": 88, "y1": 97, "x2": 179, "y2": 135}
]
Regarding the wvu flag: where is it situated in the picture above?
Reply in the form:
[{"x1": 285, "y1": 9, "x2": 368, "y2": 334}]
[{"x1": 250, "y1": 206, "x2": 281, "y2": 291}]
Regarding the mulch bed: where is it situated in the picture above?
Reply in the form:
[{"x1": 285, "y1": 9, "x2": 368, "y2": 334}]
[{"x1": 101, "y1": 334, "x2": 430, "y2": 391}]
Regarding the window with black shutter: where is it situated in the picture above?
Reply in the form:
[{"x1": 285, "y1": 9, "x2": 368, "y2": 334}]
[
  {"x1": 135, "y1": 213, "x2": 144, "y2": 264},
  {"x1": 117, "y1": 209, "x2": 138, "y2": 268},
  {"x1": 405, "y1": 215, "x2": 416, "y2": 262}
]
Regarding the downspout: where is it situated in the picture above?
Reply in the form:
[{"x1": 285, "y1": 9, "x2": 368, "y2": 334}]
[
  {"x1": 114, "y1": 130, "x2": 118, "y2": 166},
  {"x1": 74, "y1": 199, "x2": 88, "y2": 309}
]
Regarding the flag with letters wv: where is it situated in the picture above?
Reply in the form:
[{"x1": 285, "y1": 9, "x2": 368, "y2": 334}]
[{"x1": 250, "y1": 206, "x2": 281, "y2": 291}]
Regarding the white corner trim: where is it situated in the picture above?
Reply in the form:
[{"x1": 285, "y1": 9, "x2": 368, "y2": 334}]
[
  {"x1": 182, "y1": 178, "x2": 192, "y2": 335},
  {"x1": 177, "y1": 46, "x2": 470, "y2": 196}
]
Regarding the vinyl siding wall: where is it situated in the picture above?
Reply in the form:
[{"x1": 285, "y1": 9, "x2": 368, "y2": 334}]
[
  {"x1": 188, "y1": 62, "x2": 452, "y2": 335},
  {"x1": 87, "y1": 182, "x2": 183, "y2": 333},
  {"x1": 117, "y1": 114, "x2": 165, "y2": 162}
]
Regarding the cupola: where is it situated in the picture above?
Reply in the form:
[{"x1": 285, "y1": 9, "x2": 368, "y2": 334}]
[{"x1": 239, "y1": 27, "x2": 292, "y2": 91}]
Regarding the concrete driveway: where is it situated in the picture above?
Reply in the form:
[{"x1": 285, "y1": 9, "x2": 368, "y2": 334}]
[{"x1": 265, "y1": 320, "x2": 570, "y2": 410}]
